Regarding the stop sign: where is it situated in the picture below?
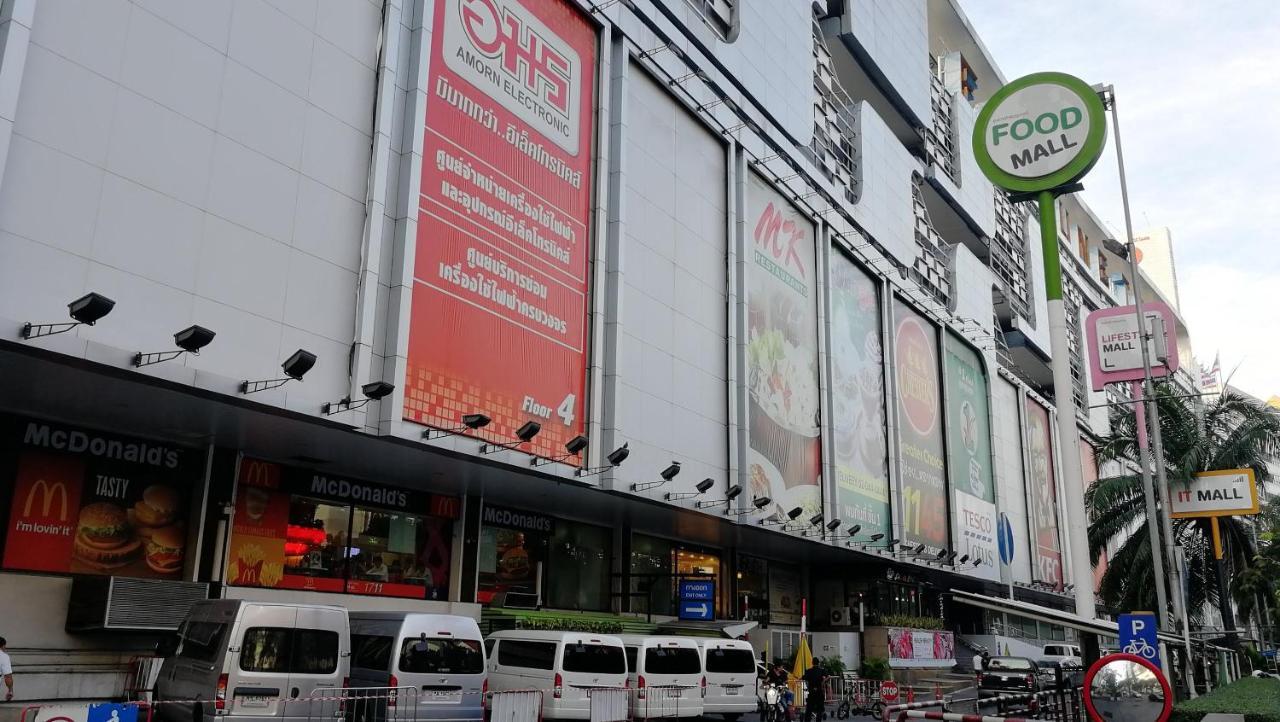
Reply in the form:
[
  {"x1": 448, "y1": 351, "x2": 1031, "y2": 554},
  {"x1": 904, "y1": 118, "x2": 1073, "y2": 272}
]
[{"x1": 880, "y1": 681, "x2": 899, "y2": 702}]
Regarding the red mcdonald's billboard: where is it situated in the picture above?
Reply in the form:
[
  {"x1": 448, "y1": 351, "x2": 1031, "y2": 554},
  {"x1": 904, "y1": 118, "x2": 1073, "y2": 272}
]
[{"x1": 403, "y1": 0, "x2": 598, "y2": 460}]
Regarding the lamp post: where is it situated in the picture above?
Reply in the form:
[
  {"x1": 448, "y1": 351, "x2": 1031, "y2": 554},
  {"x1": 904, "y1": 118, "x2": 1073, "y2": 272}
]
[{"x1": 1099, "y1": 83, "x2": 1198, "y2": 696}]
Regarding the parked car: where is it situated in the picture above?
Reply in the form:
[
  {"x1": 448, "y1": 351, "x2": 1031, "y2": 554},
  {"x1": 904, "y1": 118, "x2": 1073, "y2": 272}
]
[
  {"x1": 978, "y1": 656, "x2": 1041, "y2": 697},
  {"x1": 1039, "y1": 644, "x2": 1082, "y2": 667},
  {"x1": 348, "y1": 612, "x2": 486, "y2": 722},
  {"x1": 485, "y1": 630, "x2": 627, "y2": 720},
  {"x1": 695, "y1": 638, "x2": 757, "y2": 720},
  {"x1": 619, "y1": 635, "x2": 706, "y2": 719},
  {"x1": 155, "y1": 600, "x2": 351, "y2": 722}
]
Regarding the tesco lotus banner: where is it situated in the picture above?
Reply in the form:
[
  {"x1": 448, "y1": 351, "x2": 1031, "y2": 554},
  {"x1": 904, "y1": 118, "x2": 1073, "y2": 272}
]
[{"x1": 403, "y1": 0, "x2": 597, "y2": 459}]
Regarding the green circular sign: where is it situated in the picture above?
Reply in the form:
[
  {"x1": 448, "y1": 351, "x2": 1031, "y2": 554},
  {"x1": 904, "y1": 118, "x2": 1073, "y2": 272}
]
[{"x1": 972, "y1": 72, "x2": 1107, "y2": 193}]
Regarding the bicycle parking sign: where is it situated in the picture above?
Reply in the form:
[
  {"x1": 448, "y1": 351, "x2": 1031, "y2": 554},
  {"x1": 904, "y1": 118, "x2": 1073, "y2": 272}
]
[{"x1": 1118, "y1": 612, "x2": 1159, "y2": 663}]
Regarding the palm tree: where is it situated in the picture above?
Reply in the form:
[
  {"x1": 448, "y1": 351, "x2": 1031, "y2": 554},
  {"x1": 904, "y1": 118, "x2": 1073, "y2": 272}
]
[{"x1": 1086, "y1": 387, "x2": 1280, "y2": 629}]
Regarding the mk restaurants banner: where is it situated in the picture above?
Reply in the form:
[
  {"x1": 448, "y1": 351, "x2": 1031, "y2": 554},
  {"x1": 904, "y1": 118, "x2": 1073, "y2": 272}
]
[
  {"x1": 746, "y1": 172, "x2": 822, "y2": 520},
  {"x1": 893, "y1": 300, "x2": 948, "y2": 555},
  {"x1": 943, "y1": 335, "x2": 998, "y2": 580},
  {"x1": 404, "y1": 0, "x2": 597, "y2": 459},
  {"x1": 830, "y1": 252, "x2": 889, "y2": 538},
  {"x1": 3, "y1": 419, "x2": 195, "y2": 579},
  {"x1": 1025, "y1": 398, "x2": 1064, "y2": 589}
]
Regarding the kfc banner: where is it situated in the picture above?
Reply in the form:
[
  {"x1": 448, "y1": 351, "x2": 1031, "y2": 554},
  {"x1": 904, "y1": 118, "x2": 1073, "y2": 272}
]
[
  {"x1": 404, "y1": 0, "x2": 598, "y2": 459},
  {"x1": 3, "y1": 419, "x2": 195, "y2": 579},
  {"x1": 944, "y1": 335, "x2": 998, "y2": 580},
  {"x1": 746, "y1": 172, "x2": 822, "y2": 521},
  {"x1": 893, "y1": 300, "x2": 948, "y2": 556},
  {"x1": 1025, "y1": 398, "x2": 1064, "y2": 589},
  {"x1": 830, "y1": 252, "x2": 890, "y2": 538}
]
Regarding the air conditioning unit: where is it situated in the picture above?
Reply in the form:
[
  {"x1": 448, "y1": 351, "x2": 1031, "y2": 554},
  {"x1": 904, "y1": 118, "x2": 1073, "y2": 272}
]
[
  {"x1": 829, "y1": 606, "x2": 853, "y2": 626},
  {"x1": 66, "y1": 576, "x2": 209, "y2": 632}
]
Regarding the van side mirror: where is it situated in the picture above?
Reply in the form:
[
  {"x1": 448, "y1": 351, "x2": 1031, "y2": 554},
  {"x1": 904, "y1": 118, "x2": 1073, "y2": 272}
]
[{"x1": 157, "y1": 634, "x2": 179, "y2": 656}]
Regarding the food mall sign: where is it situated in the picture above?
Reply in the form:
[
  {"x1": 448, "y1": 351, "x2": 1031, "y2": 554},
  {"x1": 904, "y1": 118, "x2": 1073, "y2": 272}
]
[
  {"x1": 1170, "y1": 469, "x2": 1259, "y2": 519},
  {"x1": 973, "y1": 72, "x2": 1107, "y2": 193}
]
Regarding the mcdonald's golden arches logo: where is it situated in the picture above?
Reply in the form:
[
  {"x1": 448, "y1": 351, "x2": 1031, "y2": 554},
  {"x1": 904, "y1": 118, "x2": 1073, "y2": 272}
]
[{"x1": 23, "y1": 478, "x2": 69, "y2": 521}]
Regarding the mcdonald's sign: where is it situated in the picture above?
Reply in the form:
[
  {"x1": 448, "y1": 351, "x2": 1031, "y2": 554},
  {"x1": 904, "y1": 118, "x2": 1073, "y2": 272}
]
[
  {"x1": 23, "y1": 478, "x2": 70, "y2": 521},
  {"x1": 4, "y1": 453, "x2": 83, "y2": 572}
]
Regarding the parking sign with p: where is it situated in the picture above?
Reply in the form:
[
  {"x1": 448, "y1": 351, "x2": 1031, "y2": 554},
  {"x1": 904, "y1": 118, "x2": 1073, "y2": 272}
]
[{"x1": 1118, "y1": 612, "x2": 1159, "y2": 663}]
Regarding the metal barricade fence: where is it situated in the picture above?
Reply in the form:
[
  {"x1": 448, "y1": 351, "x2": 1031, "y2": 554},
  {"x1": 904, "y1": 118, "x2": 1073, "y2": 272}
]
[
  {"x1": 632, "y1": 684, "x2": 699, "y2": 721},
  {"x1": 489, "y1": 689, "x2": 544, "y2": 722},
  {"x1": 310, "y1": 686, "x2": 419, "y2": 722},
  {"x1": 585, "y1": 687, "x2": 628, "y2": 722}
]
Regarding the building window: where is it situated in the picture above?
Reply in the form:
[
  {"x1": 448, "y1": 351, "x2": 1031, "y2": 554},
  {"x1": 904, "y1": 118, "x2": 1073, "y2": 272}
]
[
  {"x1": 685, "y1": 0, "x2": 739, "y2": 41},
  {"x1": 479, "y1": 523, "x2": 548, "y2": 605},
  {"x1": 546, "y1": 521, "x2": 611, "y2": 611},
  {"x1": 737, "y1": 555, "x2": 769, "y2": 624},
  {"x1": 630, "y1": 535, "x2": 673, "y2": 616},
  {"x1": 284, "y1": 496, "x2": 350, "y2": 593},
  {"x1": 348, "y1": 507, "x2": 450, "y2": 599}
]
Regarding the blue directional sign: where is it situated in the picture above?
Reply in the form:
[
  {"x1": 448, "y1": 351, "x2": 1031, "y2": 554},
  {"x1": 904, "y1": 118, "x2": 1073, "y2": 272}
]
[
  {"x1": 678, "y1": 579, "x2": 715, "y2": 602},
  {"x1": 679, "y1": 599, "x2": 714, "y2": 620},
  {"x1": 89, "y1": 704, "x2": 139, "y2": 722},
  {"x1": 997, "y1": 513, "x2": 1015, "y2": 566},
  {"x1": 1118, "y1": 612, "x2": 1159, "y2": 663}
]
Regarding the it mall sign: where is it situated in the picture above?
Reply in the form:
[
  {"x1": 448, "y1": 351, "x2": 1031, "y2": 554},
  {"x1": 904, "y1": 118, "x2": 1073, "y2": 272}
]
[{"x1": 973, "y1": 72, "x2": 1107, "y2": 193}]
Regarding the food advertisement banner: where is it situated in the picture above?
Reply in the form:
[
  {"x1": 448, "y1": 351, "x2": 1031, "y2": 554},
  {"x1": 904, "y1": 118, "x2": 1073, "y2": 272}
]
[
  {"x1": 227, "y1": 458, "x2": 454, "y2": 599},
  {"x1": 746, "y1": 172, "x2": 822, "y2": 521},
  {"x1": 768, "y1": 563, "x2": 803, "y2": 625},
  {"x1": 893, "y1": 300, "x2": 948, "y2": 555},
  {"x1": 830, "y1": 252, "x2": 890, "y2": 538},
  {"x1": 1081, "y1": 441, "x2": 1105, "y2": 591},
  {"x1": 944, "y1": 335, "x2": 998, "y2": 579},
  {"x1": 1025, "y1": 399, "x2": 1063, "y2": 589},
  {"x1": 403, "y1": 0, "x2": 598, "y2": 460},
  {"x1": 887, "y1": 628, "x2": 955, "y2": 663},
  {"x1": 2, "y1": 419, "x2": 194, "y2": 578}
]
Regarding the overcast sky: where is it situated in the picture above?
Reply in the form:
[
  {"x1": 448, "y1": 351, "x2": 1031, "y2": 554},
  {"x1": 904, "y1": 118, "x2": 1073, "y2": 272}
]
[{"x1": 962, "y1": 0, "x2": 1280, "y2": 401}]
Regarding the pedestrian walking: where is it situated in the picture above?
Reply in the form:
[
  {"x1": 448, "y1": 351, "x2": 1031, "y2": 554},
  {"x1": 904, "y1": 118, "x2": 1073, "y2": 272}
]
[
  {"x1": 1, "y1": 636, "x2": 13, "y2": 701},
  {"x1": 803, "y1": 658, "x2": 827, "y2": 722}
]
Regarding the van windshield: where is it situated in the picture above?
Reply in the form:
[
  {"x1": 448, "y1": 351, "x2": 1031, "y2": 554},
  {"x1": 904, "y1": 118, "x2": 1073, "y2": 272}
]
[
  {"x1": 705, "y1": 648, "x2": 755, "y2": 674},
  {"x1": 179, "y1": 621, "x2": 227, "y2": 663},
  {"x1": 644, "y1": 647, "x2": 701, "y2": 675},
  {"x1": 563, "y1": 643, "x2": 625, "y2": 674},
  {"x1": 399, "y1": 638, "x2": 484, "y2": 674}
]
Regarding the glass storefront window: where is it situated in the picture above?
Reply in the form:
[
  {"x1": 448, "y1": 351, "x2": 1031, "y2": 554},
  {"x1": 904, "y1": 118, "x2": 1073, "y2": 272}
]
[
  {"x1": 546, "y1": 521, "x2": 611, "y2": 611},
  {"x1": 285, "y1": 496, "x2": 349, "y2": 592},
  {"x1": 737, "y1": 556, "x2": 768, "y2": 624},
  {"x1": 675, "y1": 548, "x2": 721, "y2": 615},
  {"x1": 347, "y1": 507, "x2": 451, "y2": 599},
  {"x1": 478, "y1": 526, "x2": 547, "y2": 604},
  {"x1": 630, "y1": 535, "x2": 672, "y2": 616}
]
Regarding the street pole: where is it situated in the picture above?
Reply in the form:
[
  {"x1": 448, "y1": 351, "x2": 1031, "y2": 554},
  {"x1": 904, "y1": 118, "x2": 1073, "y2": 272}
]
[
  {"x1": 1104, "y1": 84, "x2": 1198, "y2": 691},
  {"x1": 1036, "y1": 189, "x2": 1096, "y2": 619}
]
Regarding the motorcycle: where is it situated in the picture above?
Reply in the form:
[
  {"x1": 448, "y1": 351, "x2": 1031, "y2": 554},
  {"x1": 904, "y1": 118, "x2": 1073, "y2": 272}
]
[{"x1": 760, "y1": 683, "x2": 793, "y2": 722}]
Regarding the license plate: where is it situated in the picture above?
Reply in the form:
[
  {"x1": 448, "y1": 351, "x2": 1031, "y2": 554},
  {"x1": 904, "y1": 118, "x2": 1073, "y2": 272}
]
[
  {"x1": 426, "y1": 691, "x2": 461, "y2": 703},
  {"x1": 240, "y1": 697, "x2": 271, "y2": 708},
  {"x1": 724, "y1": 687, "x2": 740, "y2": 696},
  {"x1": 666, "y1": 689, "x2": 682, "y2": 698}
]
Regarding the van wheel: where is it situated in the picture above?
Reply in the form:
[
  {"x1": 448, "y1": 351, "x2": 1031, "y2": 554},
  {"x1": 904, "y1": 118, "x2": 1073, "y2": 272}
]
[{"x1": 192, "y1": 702, "x2": 204, "y2": 722}]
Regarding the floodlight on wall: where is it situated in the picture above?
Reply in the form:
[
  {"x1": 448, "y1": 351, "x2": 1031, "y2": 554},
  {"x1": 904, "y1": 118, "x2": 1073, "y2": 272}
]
[
  {"x1": 21, "y1": 292, "x2": 116, "y2": 339},
  {"x1": 480, "y1": 420, "x2": 542, "y2": 454},
  {"x1": 531, "y1": 434, "x2": 592, "y2": 467},
  {"x1": 423, "y1": 412, "x2": 492, "y2": 439},
  {"x1": 320, "y1": 380, "x2": 395, "y2": 414},
  {"x1": 696, "y1": 483, "x2": 742, "y2": 508},
  {"x1": 972, "y1": 558, "x2": 983, "y2": 567},
  {"x1": 936, "y1": 548, "x2": 949, "y2": 560},
  {"x1": 667, "y1": 477, "x2": 716, "y2": 501},
  {"x1": 780, "y1": 506, "x2": 807, "y2": 532},
  {"x1": 829, "y1": 522, "x2": 861, "y2": 541},
  {"x1": 134, "y1": 325, "x2": 215, "y2": 367},
  {"x1": 958, "y1": 554, "x2": 970, "y2": 565},
  {"x1": 241, "y1": 349, "x2": 319, "y2": 394},
  {"x1": 726, "y1": 489, "x2": 769, "y2": 515},
  {"x1": 575, "y1": 442, "x2": 629, "y2": 477},
  {"x1": 632, "y1": 461, "x2": 681, "y2": 492},
  {"x1": 912, "y1": 543, "x2": 926, "y2": 555}
]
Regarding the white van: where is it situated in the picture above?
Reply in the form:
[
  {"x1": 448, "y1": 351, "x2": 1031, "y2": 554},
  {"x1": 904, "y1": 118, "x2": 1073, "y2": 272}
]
[
  {"x1": 348, "y1": 612, "x2": 486, "y2": 722},
  {"x1": 619, "y1": 636, "x2": 705, "y2": 719},
  {"x1": 155, "y1": 600, "x2": 350, "y2": 722},
  {"x1": 485, "y1": 631, "x2": 627, "y2": 720},
  {"x1": 695, "y1": 639, "x2": 757, "y2": 719}
]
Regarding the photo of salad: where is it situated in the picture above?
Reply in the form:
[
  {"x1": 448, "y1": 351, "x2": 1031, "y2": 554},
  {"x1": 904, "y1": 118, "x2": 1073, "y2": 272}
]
[{"x1": 746, "y1": 172, "x2": 821, "y2": 517}]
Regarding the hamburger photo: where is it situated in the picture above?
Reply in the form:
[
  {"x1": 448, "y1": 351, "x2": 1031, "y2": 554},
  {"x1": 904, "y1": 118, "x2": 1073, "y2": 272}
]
[
  {"x1": 73, "y1": 502, "x2": 141, "y2": 570},
  {"x1": 144, "y1": 525, "x2": 185, "y2": 575},
  {"x1": 132, "y1": 484, "x2": 179, "y2": 538}
]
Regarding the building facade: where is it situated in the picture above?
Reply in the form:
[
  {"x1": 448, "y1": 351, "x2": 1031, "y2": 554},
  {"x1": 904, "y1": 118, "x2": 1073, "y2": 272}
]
[{"x1": 0, "y1": 0, "x2": 1202, "y2": 700}]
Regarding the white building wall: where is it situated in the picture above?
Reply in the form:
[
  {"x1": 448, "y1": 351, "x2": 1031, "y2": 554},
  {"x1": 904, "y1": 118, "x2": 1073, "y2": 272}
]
[
  {"x1": 946, "y1": 93, "x2": 995, "y2": 236},
  {"x1": 0, "y1": 0, "x2": 382, "y2": 409},
  {"x1": 850, "y1": 101, "x2": 920, "y2": 268},
  {"x1": 843, "y1": 0, "x2": 931, "y2": 125}
]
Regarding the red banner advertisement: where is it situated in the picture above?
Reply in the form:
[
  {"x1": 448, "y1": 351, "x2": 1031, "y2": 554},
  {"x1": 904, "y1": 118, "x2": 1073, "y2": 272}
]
[
  {"x1": 1025, "y1": 399, "x2": 1063, "y2": 589},
  {"x1": 3, "y1": 420, "x2": 195, "y2": 579},
  {"x1": 403, "y1": 0, "x2": 598, "y2": 460},
  {"x1": 893, "y1": 300, "x2": 949, "y2": 555}
]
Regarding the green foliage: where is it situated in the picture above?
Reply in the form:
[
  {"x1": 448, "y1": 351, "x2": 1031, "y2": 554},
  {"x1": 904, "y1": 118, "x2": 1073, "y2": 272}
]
[
  {"x1": 1087, "y1": 387, "x2": 1280, "y2": 623},
  {"x1": 1169, "y1": 677, "x2": 1280, "y2": 722},
  {"x1": 819, "y1": 656, "x2": 846, "y2": 676},
  {"x1": 859, "y1": 657, "x2": 891, "y2": 680},
  {"x1": 878, "y1": 614, "x2": 945, "y2": 630},
  {"x1": 515, "y1": 618, "x2": 623, "y2": 634}
]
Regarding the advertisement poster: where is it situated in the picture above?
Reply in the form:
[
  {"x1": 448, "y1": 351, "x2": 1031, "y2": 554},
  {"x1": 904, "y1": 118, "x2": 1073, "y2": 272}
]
[
  {"x1": 477, "y1": 504, "x2": 553, "y2": 604},
  {"x1": 768, "y1": 564, "x2": 803, "y2": 625},
  {"x1": 227, "y1": 458, "x2": 455, "y2": 599},
  {"x1": 746, "y1": 172, "x2": 822, "y2": 521},
  {"x1": 3, "y1": 420, "x2": 193, "y2": 579},
  {"x1": 944, "y1": 335, "x2": 998, "y2": 579},
  {"x1": 830, "y1": 252, "x2": 890, "y2": 538},
  {"x1": 887, "y1": 628, "x2": 955, "y2": 663},
  {"x1": 893, "y1": 300, "x2": 948, "y2": 555},
  {"x1": 1081, "y1": 441, "x2": 1105, "y2": 591},
  {"x1": 1025, "y1": 399, "x2": 1064, "y2": 589},
  {"x1": 404, "y1": 0, "x2": 598, "y2": 460}
]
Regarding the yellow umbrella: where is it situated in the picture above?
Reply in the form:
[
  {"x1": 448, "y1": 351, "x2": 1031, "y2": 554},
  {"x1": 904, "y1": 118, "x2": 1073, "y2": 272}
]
[{"x1": 791, "y1": 636, "x2": 814, "y2": 704}]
